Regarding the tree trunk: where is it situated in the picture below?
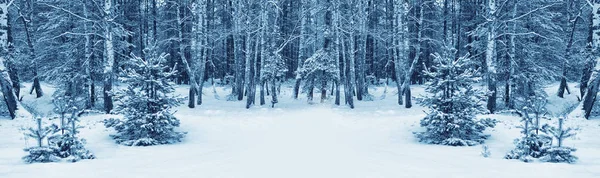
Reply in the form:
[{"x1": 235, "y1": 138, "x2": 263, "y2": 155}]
[
  {"x1": 402, "y1": 0, "x2": 423, "y2": 109},
  {"x1": 293, "y1": 77, "x2": 302, "y2": 99},
  {"x1": 334, "y1": 2, "x2": 341, "y2": 106},
  {"x1": 307, "y1": 78, "x2": 314, "y2": 102},
  {"x1": 271, "y1": 79, "x2": 278, "y2": 107},
  {"x1": 405, "y1": 86, "x2": 411, "y2": 108},
  {"x1": 198, "y1": 0, "x2": 212, "y2": 106},
  {"x1": 570, "y1": 2, "x2": 600, "y2": 119},
  {"x1": 321, "y1": 77, "x2": 327, "y2": 103},
  {"x1": 233, "y1": 1, "x2": 245, "y2": 101},
  {"x1": 20, "y1": 3, "x2": 43, "y2": 98},
  {"x1": 581, "y1": 6, "x2": 595, "y2": 99},
  {"x1": 245, "y1": 30, "x2": 254, "y2": 109},
  {"x1": 260, "y1": 81, "x2": 265, "y2": 105},
  {"x1": 103, "y1": 0, "x2": 115, "y2": 114},
  {"x1": 393, "y1": 0, "x2": 406, "y2": 106},
  {"x1": 31, "y1": 70, "x2": 43, "y2": 98},
  {"x1": 558, "y1": 1, "x2": 578, "y2": 98},
  {"x1": 293, "y1": 0, "x2": 308, "y2": 99},
  {"x1": 485, "y1": 0, "x2": 498, "y2": 114},
  {"x1": 177, "y1": 3, "x2": 198, "y2": 108},
  {"x1": 83, "y1": 1, "x2": 94, "y2": 108},
  {"x1": 347, "y1": 34, "x2": 357, "y2": 107},
  {"x1": 558, "y1": 76, "x2": 570, "y2": 98},
  {"x1": 356, "y1": 35, "x2": 366, "y2": 101},
  {"x1": 342, "y1": 36, "x2": 354, "y2": 108},
  {"x1": 0, "y1": 60, "x2": 18, "y2": 119}
]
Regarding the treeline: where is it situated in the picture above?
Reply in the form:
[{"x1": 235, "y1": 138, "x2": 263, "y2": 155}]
[{"x1": 1, "y1": 0, "x2": 600, "y2": 118}]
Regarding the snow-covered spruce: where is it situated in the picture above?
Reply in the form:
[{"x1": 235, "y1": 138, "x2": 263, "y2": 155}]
[
  {"x1": 539, "y1": 117, "x2": 578, "y2": 163},
  {"x1": 22, "y1": 146, "x2": 61, "y2": 164},
  {"x1": 298, "y1": 49, "x2": 339, "y2": 102},
  {"x1": 22, "y1": 118, "x2": 61, "y2": 164},
  {"x1": 505, "y1": 111, "x2": 578, "y2": 163},
  {"x1": 504, "y1": 132, "x2": 551, "y2": 162},
  {"x1": 414, "y1": 53, "x2": 496, "y2": 146},
  {"x1": 540, "y1": 146, "x2": 577, "y2": 163},
  {"x1": 104, "y1": 52, "x2": 186, "y2": 146},
  {"x1": 51, "y1": 132, "x2": 96, "y2": 162},
  {"x1": 49, "y1": 96, "x2": 95, "y2": 162},
  {"x1": 260, "y1": 51, "x2": 288, "y2": 107},
  {"x1": 504, "y1": 97, "x2": 552, "y2": 162}
]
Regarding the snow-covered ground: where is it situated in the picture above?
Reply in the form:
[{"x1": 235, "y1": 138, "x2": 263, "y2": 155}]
[{"x1": 1, "y1": 82, "x2": 599, "y2": 178}]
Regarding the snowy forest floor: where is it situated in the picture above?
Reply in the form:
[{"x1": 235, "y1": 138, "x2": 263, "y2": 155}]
[{"x1": 1, "y1": 82, "x2": 599, "y2": 178}]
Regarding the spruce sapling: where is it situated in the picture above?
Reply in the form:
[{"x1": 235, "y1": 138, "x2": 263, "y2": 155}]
[
  {"x1": 22, "y1": 117, "x2": 60, "y2": 163},
  {"x1": 49, "y1": 96, "x2": 95, "y2": 162},
  {"x1": 505, "y1": 96, "x2": 553, "y2": 162},
  {"x1": 540, "y1": 117, "x2": 578, "y2": 163}
]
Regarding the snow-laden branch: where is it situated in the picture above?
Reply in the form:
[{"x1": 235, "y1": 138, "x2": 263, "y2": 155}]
[
  {"x1": 38, "y1": 2, "x2": 95, "y2": 22},
  {"x1": 505, "y1": 2, "x2": 561, "y2": 23}
]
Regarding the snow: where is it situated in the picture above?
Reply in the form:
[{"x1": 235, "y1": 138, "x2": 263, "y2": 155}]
[{"x1": 1, "y1": 83, "x2": 600, "y2": 178}]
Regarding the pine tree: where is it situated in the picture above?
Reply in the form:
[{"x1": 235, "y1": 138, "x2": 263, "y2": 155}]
[
  {"x1": 104, "y1": 50, "x2": 186, "y2": 146},
  {"x1": 414, "y1": 51, "x2": 496, "y2": 146}
]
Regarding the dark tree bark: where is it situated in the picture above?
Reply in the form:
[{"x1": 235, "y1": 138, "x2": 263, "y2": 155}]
[
  {"x1": 19, "y1": 0, "x2": 43, "y2": 98},
  {"x1": 260, "y1": 80, "x2": 266, "y2": 105},
  {"x1": 582, "y1": 76, "x2": 600, "y2": 119},
  {"x1": 6, "y1": 12, "x2": 19, "y2": 100},
  {"x1": 271, "y1": 79, "x2": 278, "y2": 107}
]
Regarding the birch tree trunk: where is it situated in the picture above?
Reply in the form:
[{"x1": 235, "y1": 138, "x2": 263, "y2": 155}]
[
  {"x1": 0, "y1": 0, "x2": 18, "y2": 119},
  {"x1": 505, "y1": 1, "x2": 518, "y2": 108},
  {"x1": 401, "y1": 0, "x2": 424, "y2": 109},
  {"x1": 347, "y1": 32, "x2": 357, "y2": 106},
  {"x1": 259, "y1": 9, "x2": 266, "y2": 106},
  {"x1": 334, "y1": 0, "x2": 341, "y2": 106},
  {"x1": 178, "y1": 3, "x2": 198, "y2": 108},
  {"x1": 6, "y1": 10, "x2": 18, "y2": 100},
  {"x1": 198, "y1": 0, "x2": 213, "y2": 106},
  {"x1": 356, "y1": 0, "x2": 368, "y2": 101},
  {"x1": 103, "y1": 0, "x2": 115, "y2": 113},
  {"x1": 233, "y1": 0, "x2": 245, "y2": 101},
  {"x1": 83, "y1": 1, "x2": 95, "y2": 108},
  {"x1": 245, "y1": 25, "x2": 254, "y2": 108},
  {"x1": 393, "y1": 0, "x2": 405, "y2": 106},
  {"x1": 293, "y1": 0, "x2": 308, "y2": 99},
  {"x1": 485, "y1": 0, "x2": 498, "y2": 114},
  {"x1": 343, "y1": 35, "x2": 354, "y2": 108}
]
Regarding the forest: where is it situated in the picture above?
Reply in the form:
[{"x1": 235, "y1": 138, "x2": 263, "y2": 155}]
[
  {"x1": 0, "y1": 0, "x2": 597, "y2": 117},
  {"x1": 2, "y1": 0, "x2": 600, "y2": 176}
]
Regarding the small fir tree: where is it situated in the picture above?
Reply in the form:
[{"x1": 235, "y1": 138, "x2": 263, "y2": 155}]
[
  {"x1": 49, "y1": 96, "x2": 95, "y2": 162},
  {"x1": 540, "y1": 117, "x2": 578, "y2": 163},
  {"x1": 414, "y1": 53, "x2": 496, "y2": 146},
  {"x1": 22, "y1": 117, "x2": 60, "y2": 163},
  {"x1": 505, "y1": 96, "x2": 552, "y2": 162},
  {"x1": 104, "y1": 51, "x2": 185, "y2": 146},
  {"x1": 481, "y1": 145, "x2": 491, "y2": 158}
]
